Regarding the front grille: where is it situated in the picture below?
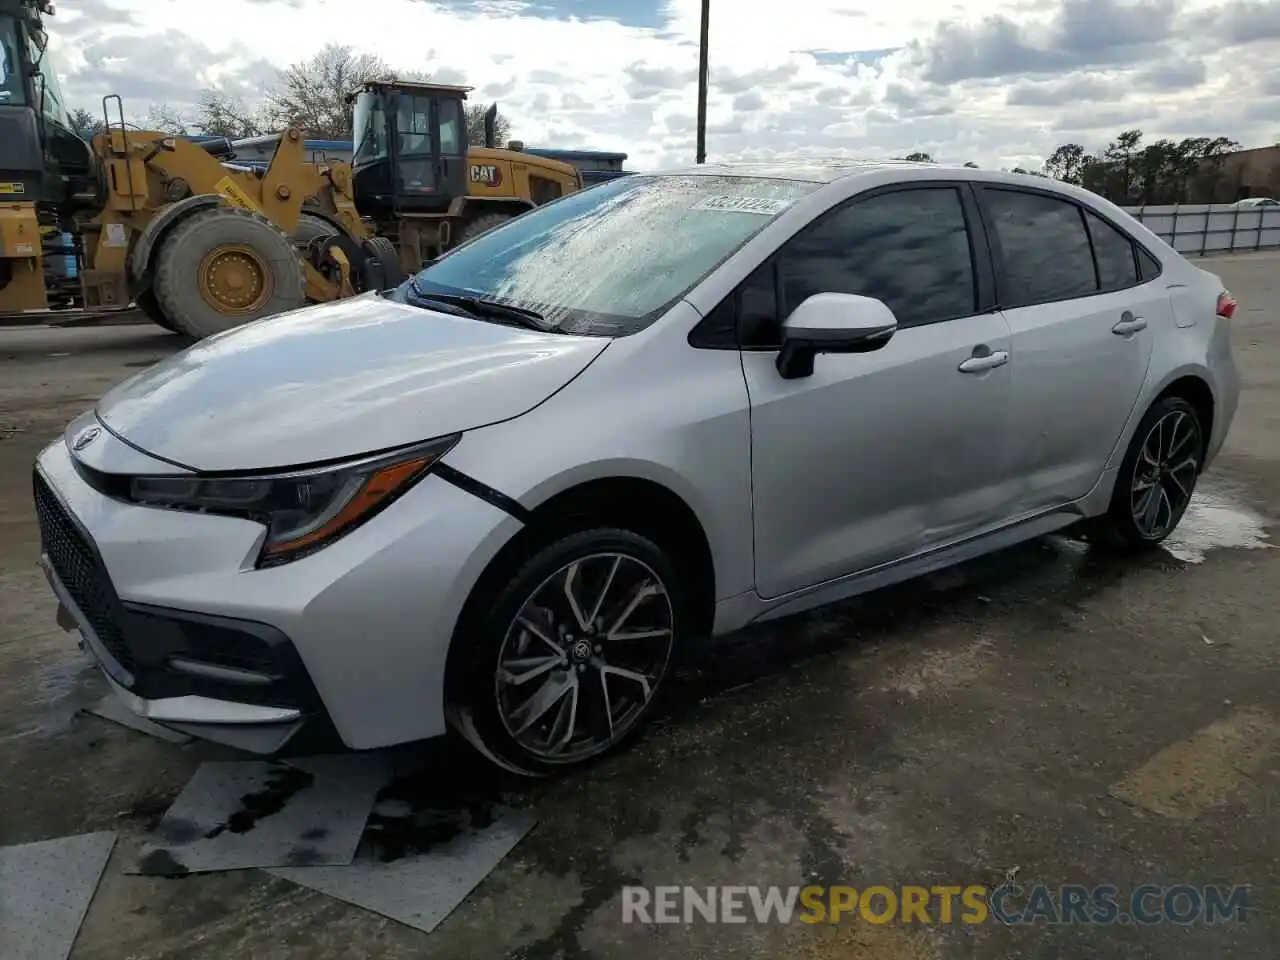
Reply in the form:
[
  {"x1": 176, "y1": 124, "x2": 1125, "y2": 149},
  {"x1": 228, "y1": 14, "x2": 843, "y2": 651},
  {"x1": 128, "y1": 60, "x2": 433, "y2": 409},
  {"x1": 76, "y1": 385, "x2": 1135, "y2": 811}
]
[{"x1": 33, "y1": 471, "x2": 135, "y2": 674}]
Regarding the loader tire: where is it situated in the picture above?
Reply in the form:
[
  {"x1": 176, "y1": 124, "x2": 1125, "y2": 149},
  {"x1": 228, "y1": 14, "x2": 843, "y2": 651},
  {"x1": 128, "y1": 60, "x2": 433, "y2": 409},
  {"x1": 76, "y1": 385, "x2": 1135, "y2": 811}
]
[
  {"x1": 134, "y1": 289, "x2": 181, "y2": 334},
  {"x1": 153, "y1": 206, "x2": 305, "y2": 340},
  {"x1": 457, "y1": 212, "x2": 511, "y2": 245},
  {"x1": 291, "y1": 213, "x2": 338, "y2": 249},
  {"x1": 360, "y1": 235, "x2": 406, "y2": 289}
]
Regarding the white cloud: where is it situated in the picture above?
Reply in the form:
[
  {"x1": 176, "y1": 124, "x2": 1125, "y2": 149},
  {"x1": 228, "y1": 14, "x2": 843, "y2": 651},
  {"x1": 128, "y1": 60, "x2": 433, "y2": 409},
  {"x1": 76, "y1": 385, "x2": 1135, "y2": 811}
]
[{"x1": 48, "y1": 0, "x2": 1280, "y2": 171}]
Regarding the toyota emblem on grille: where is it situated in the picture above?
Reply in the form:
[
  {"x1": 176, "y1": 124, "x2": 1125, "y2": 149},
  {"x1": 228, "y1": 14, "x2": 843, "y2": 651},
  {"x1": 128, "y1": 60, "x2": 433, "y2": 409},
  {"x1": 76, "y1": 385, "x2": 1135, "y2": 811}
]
[{"x1": 71, "y1": 426, "x2": 101, "y2": 452}]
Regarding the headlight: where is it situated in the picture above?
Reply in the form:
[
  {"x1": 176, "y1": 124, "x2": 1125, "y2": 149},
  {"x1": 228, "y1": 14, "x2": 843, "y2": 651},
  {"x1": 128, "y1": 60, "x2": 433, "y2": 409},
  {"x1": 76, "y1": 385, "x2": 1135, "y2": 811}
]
[{"x1": 127, "y1": 434, "x2": 460, "y2": 566}]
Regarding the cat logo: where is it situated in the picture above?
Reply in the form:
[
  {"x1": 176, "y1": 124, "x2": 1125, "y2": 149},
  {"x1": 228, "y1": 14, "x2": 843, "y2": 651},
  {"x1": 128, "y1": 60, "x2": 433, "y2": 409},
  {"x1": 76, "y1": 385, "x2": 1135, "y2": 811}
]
[{"x1": 469, "y1": 164, "x2": 503, "y2": 187}]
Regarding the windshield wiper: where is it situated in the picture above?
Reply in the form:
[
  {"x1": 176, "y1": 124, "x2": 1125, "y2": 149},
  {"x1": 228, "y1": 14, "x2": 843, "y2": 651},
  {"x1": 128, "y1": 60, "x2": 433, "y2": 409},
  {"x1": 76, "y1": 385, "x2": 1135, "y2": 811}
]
[{"x1": 406, "y1": 281, "x2": 547, "y2": 331}]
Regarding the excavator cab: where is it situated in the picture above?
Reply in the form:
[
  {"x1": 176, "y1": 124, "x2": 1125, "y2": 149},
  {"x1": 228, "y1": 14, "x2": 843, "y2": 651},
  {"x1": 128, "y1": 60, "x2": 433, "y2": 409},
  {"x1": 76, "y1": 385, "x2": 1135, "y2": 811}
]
[
  {"x1": 0, "y1": 0, "x2": 95, "y2": 209},
  {"x1": 349, "y1": 79, "x2": 480, "y2": 222}
]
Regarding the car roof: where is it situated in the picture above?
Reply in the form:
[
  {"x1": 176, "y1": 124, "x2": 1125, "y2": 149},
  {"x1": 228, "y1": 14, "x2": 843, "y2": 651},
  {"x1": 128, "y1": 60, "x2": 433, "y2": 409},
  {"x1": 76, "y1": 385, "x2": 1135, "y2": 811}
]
[{"x1": 646, "y1": 158, "x2": 947, "y2": 183}]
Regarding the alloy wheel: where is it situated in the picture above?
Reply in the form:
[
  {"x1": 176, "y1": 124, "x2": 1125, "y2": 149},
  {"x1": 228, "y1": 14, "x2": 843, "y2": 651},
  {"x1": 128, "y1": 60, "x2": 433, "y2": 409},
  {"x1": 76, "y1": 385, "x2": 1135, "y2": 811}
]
[
  {"x1": 494, "y1": 552, "x2": 675, "y2": 763},
  {"x1": 1130, "y1": 409, "x2": 1201, "y2": 539}
]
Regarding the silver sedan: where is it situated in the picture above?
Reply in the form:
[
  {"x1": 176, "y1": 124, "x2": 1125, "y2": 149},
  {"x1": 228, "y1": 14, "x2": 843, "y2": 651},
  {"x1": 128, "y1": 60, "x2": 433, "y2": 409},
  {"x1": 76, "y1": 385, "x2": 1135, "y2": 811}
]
[{"x1": 34, "y1": 160, "x2": 1239, "y2": 774}]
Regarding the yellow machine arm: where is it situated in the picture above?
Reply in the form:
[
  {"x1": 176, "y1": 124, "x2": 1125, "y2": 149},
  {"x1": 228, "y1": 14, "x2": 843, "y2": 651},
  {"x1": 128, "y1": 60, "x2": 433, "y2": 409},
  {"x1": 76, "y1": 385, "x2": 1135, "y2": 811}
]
[{"x1": 88, "y1": 127, "x2": 367, "y2": 306}]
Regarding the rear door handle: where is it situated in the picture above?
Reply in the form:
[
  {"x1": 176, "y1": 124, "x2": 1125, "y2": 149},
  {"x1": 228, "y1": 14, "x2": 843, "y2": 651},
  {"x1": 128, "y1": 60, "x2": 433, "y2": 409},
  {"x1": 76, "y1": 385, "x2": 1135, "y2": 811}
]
[
  {"x1": 958, "y1": 350, "x2": 1009, "y2": 373},
  {"x1": 1112, "y1": 312, "x2": 1148, "y2": 335}
]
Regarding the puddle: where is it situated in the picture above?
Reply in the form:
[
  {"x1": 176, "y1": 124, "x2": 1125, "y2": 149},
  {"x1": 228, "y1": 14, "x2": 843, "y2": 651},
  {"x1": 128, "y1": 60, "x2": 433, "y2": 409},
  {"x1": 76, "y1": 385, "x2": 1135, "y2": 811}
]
[
  {"x1": 34, "y1": 655, "x2": 95, "y2": 705},
  {"x1": 1, "y1": 655, "x2": 100, "y2": 743},
  {"x1": 1164, "y1": 487, "x2": 1272, "y2": 564}
]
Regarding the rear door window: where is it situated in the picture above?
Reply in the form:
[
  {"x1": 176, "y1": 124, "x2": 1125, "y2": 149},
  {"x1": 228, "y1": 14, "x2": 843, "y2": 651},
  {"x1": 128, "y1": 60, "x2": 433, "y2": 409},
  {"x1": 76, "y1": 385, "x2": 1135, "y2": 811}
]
[
  {"x1": 1084, "y1": 210, "x2": 1139, "y2": 292},
  {"x1": 983, "y1": 189, "x2": 1098, "y2": 306}
]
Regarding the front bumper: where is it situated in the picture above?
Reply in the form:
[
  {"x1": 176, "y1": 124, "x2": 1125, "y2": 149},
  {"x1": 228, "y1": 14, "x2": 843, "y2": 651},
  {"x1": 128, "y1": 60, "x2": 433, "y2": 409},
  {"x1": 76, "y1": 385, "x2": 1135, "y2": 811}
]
[
  {"x1": 36, "y1": 469, "x2": 323, "y2": 753},
  {"x1": 33, "y1": 428, "x2": 523, "y2": 750}
]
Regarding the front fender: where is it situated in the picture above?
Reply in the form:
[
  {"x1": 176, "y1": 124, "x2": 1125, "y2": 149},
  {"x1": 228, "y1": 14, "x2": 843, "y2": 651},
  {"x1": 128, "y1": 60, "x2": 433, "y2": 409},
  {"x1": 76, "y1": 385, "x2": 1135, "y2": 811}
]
[{"x1": 127, "y1": 194, "x2": 225, "y2": 283}]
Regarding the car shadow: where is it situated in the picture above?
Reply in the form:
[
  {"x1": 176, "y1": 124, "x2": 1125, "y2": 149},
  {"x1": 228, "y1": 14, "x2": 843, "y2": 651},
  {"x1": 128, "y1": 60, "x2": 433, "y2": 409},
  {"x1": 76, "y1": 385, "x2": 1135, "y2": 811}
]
[{"x1": 662, "y1": 533, "x2": 1184, "y2": 718}]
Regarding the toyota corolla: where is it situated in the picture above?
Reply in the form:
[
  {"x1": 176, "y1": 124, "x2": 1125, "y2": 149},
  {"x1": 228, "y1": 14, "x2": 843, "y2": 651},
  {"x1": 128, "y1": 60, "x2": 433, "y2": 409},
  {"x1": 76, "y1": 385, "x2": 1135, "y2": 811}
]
[{"x1": 34, "y1": 161, "x2": 1239, "y2": 775}]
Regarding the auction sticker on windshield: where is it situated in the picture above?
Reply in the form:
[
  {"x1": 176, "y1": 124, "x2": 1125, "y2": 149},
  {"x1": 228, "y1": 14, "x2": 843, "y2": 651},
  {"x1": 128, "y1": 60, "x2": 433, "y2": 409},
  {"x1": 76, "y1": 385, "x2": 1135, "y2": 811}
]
[{"x1": 691, "y1": 195, "x2": 794, "y2": 215}]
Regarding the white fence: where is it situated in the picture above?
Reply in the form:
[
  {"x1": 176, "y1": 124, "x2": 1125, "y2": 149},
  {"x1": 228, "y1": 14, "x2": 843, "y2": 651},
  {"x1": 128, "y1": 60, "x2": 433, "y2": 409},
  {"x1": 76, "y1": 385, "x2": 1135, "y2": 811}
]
[{"x1": 1122, "y1": 203, "x2": 1280, "y2": 256}]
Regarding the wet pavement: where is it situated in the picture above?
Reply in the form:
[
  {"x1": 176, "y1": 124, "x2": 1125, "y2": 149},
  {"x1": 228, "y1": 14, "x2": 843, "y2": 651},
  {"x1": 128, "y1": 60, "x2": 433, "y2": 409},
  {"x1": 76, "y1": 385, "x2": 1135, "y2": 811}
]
[{"x1": 1, "y1": 251, "x2": 1278, "y2": 958}]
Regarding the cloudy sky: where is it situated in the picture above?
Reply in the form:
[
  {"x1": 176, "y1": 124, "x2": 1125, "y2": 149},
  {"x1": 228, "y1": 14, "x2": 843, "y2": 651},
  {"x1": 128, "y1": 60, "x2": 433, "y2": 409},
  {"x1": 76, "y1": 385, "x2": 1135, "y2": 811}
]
[{"x1": 47, "y1": 0, "x2": 1280, "y2": 171}]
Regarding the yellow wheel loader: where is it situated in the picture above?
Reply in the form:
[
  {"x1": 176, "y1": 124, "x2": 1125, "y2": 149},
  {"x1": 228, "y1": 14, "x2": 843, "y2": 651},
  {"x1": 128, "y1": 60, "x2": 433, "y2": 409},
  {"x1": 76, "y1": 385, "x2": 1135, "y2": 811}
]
[
  {"x1": 344, "y1": 79, "x2": 583, "y2": 272},
  {"x1": 0, "y1": 0, "x2": 583, "y2": 338}
]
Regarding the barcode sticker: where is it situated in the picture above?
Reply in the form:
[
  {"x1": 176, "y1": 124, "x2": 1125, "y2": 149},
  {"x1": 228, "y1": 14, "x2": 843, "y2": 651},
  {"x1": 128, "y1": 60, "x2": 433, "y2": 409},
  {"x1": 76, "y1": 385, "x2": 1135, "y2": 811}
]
[{"x1": 691, "y1": 195, "x2": 793, "y2": 215}]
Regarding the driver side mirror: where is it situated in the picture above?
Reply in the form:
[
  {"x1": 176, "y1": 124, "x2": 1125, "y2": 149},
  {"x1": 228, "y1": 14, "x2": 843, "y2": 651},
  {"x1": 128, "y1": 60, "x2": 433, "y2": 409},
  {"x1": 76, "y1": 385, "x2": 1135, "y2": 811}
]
[{"x1": 776, "y1": 293, "x2": 898, "y2": 379}]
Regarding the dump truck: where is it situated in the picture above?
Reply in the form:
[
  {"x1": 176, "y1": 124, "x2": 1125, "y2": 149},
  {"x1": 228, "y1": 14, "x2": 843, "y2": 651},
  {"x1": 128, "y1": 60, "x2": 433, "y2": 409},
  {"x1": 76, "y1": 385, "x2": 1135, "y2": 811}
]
[{"x1": 0, "y1": 0, "x2": 583, "y2": 337}]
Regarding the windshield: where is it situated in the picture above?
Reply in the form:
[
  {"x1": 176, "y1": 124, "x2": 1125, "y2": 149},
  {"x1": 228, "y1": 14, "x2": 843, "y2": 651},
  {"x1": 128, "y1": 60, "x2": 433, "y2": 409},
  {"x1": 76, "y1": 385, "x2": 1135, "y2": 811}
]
[
  {"x1": 352, "y1": 91, "x2": 388, "y2": 167},
  {"x1": 408, "y1": 174, "x2": 818, "y2": 337},
  {"x1": 26, "y1": 27, "x2": 69, "y2": 127},
  {"x1": 0, "y1": 17, "x2": 24, "y2": 105}
]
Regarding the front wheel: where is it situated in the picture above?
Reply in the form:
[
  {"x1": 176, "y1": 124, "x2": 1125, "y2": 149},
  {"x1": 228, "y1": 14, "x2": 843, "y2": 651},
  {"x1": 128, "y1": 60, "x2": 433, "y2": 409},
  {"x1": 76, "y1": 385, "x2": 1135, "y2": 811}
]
[
  {"x1": 153, "y1": 206, "x2": 305, "y2": 339},
  {"x1": 1086, "y1": 396, "x2": 1204, "y2": 550},
  {"x1": 453, "y1": 528, "x2": 684, "y2": 775}
]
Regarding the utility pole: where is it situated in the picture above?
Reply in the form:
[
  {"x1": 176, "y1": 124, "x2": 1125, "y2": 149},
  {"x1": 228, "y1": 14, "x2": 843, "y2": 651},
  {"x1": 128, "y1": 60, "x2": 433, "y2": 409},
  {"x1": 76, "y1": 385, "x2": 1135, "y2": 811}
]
[{"x1": 696, "y1": 0, "x2": 709, "y2": 163}]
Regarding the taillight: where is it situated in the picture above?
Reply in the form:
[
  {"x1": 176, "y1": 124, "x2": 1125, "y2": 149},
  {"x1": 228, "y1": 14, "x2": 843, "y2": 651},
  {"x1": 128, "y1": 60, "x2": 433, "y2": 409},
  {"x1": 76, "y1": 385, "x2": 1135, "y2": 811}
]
[{"x1": 1217, "y1": 290, "x2": 1237, "y2": 319}]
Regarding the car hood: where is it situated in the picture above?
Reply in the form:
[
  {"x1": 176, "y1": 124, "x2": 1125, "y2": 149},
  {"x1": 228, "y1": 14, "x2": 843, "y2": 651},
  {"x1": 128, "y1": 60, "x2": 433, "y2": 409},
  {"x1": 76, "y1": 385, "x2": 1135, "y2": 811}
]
[{"x1": 94, "y1": 293, "x2": 610, "y2": 472}]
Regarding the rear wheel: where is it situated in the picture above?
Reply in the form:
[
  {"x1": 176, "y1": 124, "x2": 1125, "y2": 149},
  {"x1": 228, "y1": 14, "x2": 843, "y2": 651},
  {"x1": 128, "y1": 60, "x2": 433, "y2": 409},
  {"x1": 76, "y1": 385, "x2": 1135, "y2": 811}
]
[
  {"x1": 290, "y1": 212, "x2": 338, "y2": 249},
  {"x1": 457, "y1": 212, "x2": 512, "y2": 245},
  {"x1": 360, "y1": 235, "x2": 406, "y2": 289},
  {"x1": 153, "y1": 206, "x2": 305, "y2": 339},
  {"x1": 452, "y1": 528, "x2": 685, "y2": 776},
  {"x1": 1086, "y1": 396, "x2": 1204, "y2": 550}
]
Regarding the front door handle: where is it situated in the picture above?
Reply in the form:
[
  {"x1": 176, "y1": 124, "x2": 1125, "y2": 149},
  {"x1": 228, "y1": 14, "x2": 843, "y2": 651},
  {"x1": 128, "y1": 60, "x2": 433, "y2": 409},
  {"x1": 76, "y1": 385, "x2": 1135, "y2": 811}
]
[
  {"x1": 958, "y1": 350, "x2": 1009, "y2": 373},
  {"x1": 1112, "y1": 311, "x2": 1148, "y2": 335}
]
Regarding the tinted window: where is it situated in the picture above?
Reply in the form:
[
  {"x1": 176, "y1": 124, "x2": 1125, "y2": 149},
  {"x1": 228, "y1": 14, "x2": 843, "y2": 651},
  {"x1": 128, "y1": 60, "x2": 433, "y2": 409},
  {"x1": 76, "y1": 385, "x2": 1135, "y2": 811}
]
[
  {"x1": 779, "y1": 188, "x2": 976, "y2": 327},
  {"x1": 985, "y1": 189, "x2": 1097, "y2": 306},
  {"x1": 352, "y1": 92, "x2": 388, "y2": 164},
  {"x1": 1138, "y1": 246, "x2": 1162, "y2": 281},
  {"x1": 0, "y1": 20, "x2": 23, "y2": 106},
  {"x1": 690, "y1": 261, "x2": 781, "y2": 349},
  {"x1": 439, "y1": 98, "x2": 463, "y2": 155},
  {"x1": 1085, "y1": 210, "x2": 1138, "y2": 292},
  {"x1": 740, "y1": 263, "x2": 780, "y2": 346}
]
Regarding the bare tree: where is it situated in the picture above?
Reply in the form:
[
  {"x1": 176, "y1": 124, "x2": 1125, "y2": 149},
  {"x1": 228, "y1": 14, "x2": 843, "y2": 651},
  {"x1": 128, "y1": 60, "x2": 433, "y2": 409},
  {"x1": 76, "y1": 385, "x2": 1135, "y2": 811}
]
[
  {"x1": 195, "y1": 89, "x2": 267, "y2": 139},
  {"x1": 265, "y1": 44, "x2": 392, "y2": 139},
  {"x1": 143, "y1": 102, "x2": 192, "y2": 135},
  {"x1": 67, "y1": 107, "x2": 103, "y2": 140}
]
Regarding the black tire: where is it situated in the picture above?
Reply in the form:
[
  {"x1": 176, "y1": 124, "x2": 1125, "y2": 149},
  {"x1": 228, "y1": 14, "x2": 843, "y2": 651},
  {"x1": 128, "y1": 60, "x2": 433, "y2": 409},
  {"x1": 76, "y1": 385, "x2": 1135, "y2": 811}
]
[
  {"x1": 153, "y1": 205, "x2": 305, "y2": 340},
  {"x1": 1086, "y1": 396, "x2": 1204, "y2": 550},
  {"x1": 290, "y1": 213, "x2": 338, "y2": 249},
  {"x1": 457, "y1": 212, "x2": 511, "y2": 245},
  {"x1": 360, "y1": 235, "x2": 406, "y2": 289},
  {"x1": 452, "y1": 527, "x2": 687, "y2": 776},
  {"x1": 133, "y1": 288, "x2": 181, "y2": 334}
]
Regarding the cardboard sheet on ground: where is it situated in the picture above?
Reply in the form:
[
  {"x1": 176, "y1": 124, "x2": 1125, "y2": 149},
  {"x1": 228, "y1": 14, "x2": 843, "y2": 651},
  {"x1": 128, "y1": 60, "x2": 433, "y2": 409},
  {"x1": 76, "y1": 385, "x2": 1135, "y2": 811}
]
[
  {"x1": 269, "y1": 807, "x2": 536, "y2": 933},
  {"x1": 0, "y1": 832, "x2": 117, "y2": 960},
  {"x1": 127, "y1": 755, "x2": 388, "y2": 876},
  {"x1": 85, "y1": 694, "x2": 192, "y2": 744}
]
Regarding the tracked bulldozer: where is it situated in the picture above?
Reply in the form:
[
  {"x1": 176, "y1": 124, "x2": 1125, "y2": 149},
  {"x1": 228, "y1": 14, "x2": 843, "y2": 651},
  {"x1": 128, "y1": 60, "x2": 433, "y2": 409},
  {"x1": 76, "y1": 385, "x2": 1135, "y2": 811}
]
[{"x1": 0, "y1": 0, "x2": 583, "y2": 337}]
